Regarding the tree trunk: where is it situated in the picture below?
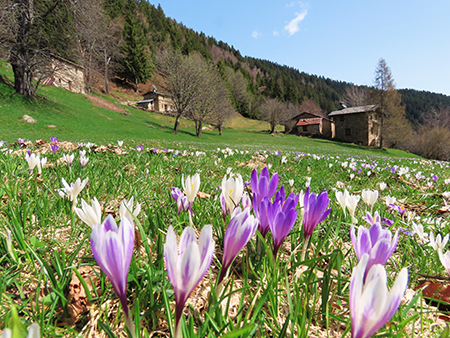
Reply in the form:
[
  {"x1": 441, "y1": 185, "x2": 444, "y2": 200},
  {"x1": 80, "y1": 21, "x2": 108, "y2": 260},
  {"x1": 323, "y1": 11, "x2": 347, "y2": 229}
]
[
  {"x1": 218, "y1": 125, "x2": 223, "y2": 136},
  {"x1": 104, "y1": 53, "x2": 110, "y2": 94},
  {"x1": 196, "y1": 121, "x2": 202, "y2": 137},
  {"x1": 173, "y1": 114, "x2": 181, "y2": 134},
  {"x1": 135, "y1": 78, "x2": 139, "y2": 93},
  {"x1": 11, "y1": 59, "x2": 33, "y2": 98},
  {"x1": 270, "y1": 124, "x2": 275, "y2": 134}
]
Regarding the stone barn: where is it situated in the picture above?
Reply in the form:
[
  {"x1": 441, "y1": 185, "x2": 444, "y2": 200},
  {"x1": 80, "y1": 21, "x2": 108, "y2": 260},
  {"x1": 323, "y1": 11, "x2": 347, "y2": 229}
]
[
  {"x1": 328, "y1": 105, "x2": 382, "y2": 146},
  {"x1": 137, "y1": 89, "x2": 174, "y2": 113},
  {"x1": 286, "y1": 112, "x2": 335, "y2": 139},
  {"x1": 42, "y1": 56, "x2": 85, "y2": 94}
]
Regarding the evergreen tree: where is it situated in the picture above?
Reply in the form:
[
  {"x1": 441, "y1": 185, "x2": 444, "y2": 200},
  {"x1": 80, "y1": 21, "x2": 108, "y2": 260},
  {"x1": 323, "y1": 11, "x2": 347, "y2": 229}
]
[{"x1": 120, "y1": 12, "x2": 153, "y2": 93}]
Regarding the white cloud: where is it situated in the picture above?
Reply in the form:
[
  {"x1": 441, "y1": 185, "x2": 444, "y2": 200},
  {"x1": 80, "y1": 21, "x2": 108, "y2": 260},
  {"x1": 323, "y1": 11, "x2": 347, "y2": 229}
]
[
  {"x1": 284, "y1": 10, "x2": 307, "y2": 36},
  {"x1": 273, "y1": 31, "x2": 279, "y2": 36},
  {"x1": 252, "y1": 31, "x2": 262, "y2": 39}
]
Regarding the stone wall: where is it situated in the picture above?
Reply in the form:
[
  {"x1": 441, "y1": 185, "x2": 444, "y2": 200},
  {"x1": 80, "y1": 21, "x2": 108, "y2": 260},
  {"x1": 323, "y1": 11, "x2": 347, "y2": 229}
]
[
  {"x1": 334, "y1": 113, "x2": 369, "y2": 145},
  {"x1": 52, "y1": 59, "x2": 85, "y2": 94}
]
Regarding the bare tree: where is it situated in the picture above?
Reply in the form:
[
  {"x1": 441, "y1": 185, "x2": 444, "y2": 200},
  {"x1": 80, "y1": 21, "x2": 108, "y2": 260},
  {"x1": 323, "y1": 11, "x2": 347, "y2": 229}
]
[
  {"x1": 342, "y1": 85, "x2": 369, "y2": 107},
  {"x1": 0, "y1": 0, "x2": 95, "y2": 97},
  {"x1": 155, "y1": 48, "x2": 204, "y2": 134},
  {"x1": 225, "y1": 67, "x2": 251, "y2": 115},
  {"x1": 372, "y1": 58, "x2": 412, "y2": 148},
  {"x1": 259, "y1": 98, "x2": 286, "y2": 134},
  {"x1": 283, "y1": 102, "x2": 299, "y2": 134}
]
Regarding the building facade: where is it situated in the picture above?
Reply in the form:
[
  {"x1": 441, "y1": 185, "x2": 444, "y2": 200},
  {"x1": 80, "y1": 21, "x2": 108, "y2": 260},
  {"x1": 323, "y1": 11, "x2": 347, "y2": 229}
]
[
  {"x1": 137, "y1": 90, "x2": 174, "y2": 113},
  {"x1": 328, "y1": 105, "x2": 382, "y2": 146},
  {"x1": 286, "y1": 112, "x2": 335, "y2": 139}
]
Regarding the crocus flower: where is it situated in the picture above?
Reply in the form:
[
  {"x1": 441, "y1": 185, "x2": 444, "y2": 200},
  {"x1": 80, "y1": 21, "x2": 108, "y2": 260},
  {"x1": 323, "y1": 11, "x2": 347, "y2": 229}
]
[
  {"x1": 361, "y1": 189, "x2": 378, "y2": 211},
  {"x1": 182, "y1": 173, "x2": 200, "y2": 221},
  {"x1": 252, "y1": 196, "x2": 271, "y2": 237},
  {"x1": 379, "y1": 182, "x2": 387, "y2": 191},
  {"x1": 25, "y1": 152, "x2": 40, "y2": 174},
  {"x1": 50, "y1": 136, "x2": 58, "y2": 142},
  {"x1": 220, "y1": 173, "x2": 244, "y2": 218},
  {"x1": 268, "y1": 192, "x2": 299, "y2": 260},
  {"x1": 350, "y1": 222, "x2": 399, "y2": 277},
  {"x1": 91, "y1": 215, "x2": 135, "y2": 336},
  {"x1": 80, "y1": 156, "x2": 89, "y2": 167},
  {"x1": 439, "y1": 249, "x2": 450, "y2": 276},
  {"x1": 428, "y1": 231, "x2": 449, "y2": 251},
  {"x1": 171, "y1": 187, "x2": 189, "y2": 215},
  {"x1": 218, "y1": 208, "x2": 258, "y2": 284},
  {"x1": 51, "y1": 144, "x2": 59, "y2": 154},
  {"x1": 301, "y1": 188, "x2": 331, "y2": 260},
  {"x1": 241, "y1": 192, "x2": 252, "y2": 209},
  {"x1": 63, "y1": 153, "x2": 75, "y2": 166},
  {"x1": 302, "y1": 187, "x2": 331, "y2": 238},
  {"x1": 335, "y1": 189, "x2": 349, "y2": 217},
  {"x1": 385, "y1": 196, "x2": 396, "y2": 208},
  {"x1": 39, "y1": 157, "x2": 47, "y2": 174},
  {"x1": 74, "y1": 197, "x2": 102, "y2": 227},
  {"x1": 362, "y1": 211, "x2": 381, "y2": 226},
  {"x1": 350, "y1": 253, "x2": 408, "y2": 338},
  {"x1": 119, "y1": 196, "x2": 141, "y2": 221},
  {"x1": 2, "y1": 323, "x2": 40, "y2": 338},
  {"x1": 411, "y1": 221, "x2": 428, "y2": 244},
  {"x1": 164, "y1": 225, "x2": 214, "y2": 338},
  {"x1": 58, "y1": 177, "x2": 88, "y2": 207},
  {"x1": 250, "y1": 167, "x2": 279, "y2": 207},
  {"x1": 347, "y1": 193, "x2": 361, "y2": 224},
  {"x1": 136, "y1": 145, "x2": 144, "y2": 152},
  {"x1": 118, "y1": 140, "x2": 124, "y2": 147}
]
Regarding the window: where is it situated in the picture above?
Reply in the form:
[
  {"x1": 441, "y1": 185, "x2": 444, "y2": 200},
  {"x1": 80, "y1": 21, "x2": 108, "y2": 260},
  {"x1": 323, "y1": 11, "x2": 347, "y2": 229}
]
[
  {"x1": 302, "y1": 125, "x2": 308, "y2": 132},
  {"x1": 164, "y1": 104, "x2": 168, "y2": 111},
  {"x1": 149, "y1": 101, "x2": 154, "y2": 110},
  {"x1": 345, "y1": 128, "x2": 351, "y2": 136}
]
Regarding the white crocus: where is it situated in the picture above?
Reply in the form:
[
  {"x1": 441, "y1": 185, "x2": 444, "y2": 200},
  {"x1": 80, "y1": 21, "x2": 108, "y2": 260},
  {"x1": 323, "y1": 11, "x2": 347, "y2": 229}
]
[
  {"x1": 38, "y1": 157, "x2": 47, "y2": 174},
  {"x1": 439, "y1": 249, "x2": 450, "y2": 276},
  {"x1": 119, "y1": 196, "x2": 141, "y2": 220},
  {"x1": 80, "y1": 156, "x2": 89, "y2": 167},
  {"x1": 385, "y1": 195, "x2": 397, "y2": 207},
  {"x1": 428, "y1": 232, "x2": 449, "y2": 251},
  {"x1": 118, "y1": 140, "x2": 124, "y2": 147},
  {"x1": 411, "y1": 221, "x2": 428, "y2": 244},
  {"x1": 347, "y1": 193, "x2": 361, "y2": 224},
  {"x1": 288, "y1": 179, "x2": 294, "y2": 189},
  {"x1": 63, "y1": 153, "x2": 75, "y2": 166},
  {"x1": 74, "y1": 197, "x2": 102, "y2": 227},
  {"x1": 58, "y1": 177, "x2": 88, "y2": 207},
  {"x1": 220, "y1": 173, "x2": 244, "y2": 214},
  {"x1": 379, "y1": 182, "x2": 387, "y2": 191},
  {"x1": 361, "y1": 189, "x2": 379, "y2": 210},
  {"x1": 335, "y1": 189, "x2": 349, "y2": 217},
  {"x1": 350, "y1": 253, "x2": 408, "y2": 338},
  {"x1": 1, "y1": 323, "x2": 40, "y2": 338},
  {"x1": 182, "y1": 173, "x2": 200, "y2": 204},
  {"x1": 25, "y1": 153, "x2": 40, "y2": 173}
]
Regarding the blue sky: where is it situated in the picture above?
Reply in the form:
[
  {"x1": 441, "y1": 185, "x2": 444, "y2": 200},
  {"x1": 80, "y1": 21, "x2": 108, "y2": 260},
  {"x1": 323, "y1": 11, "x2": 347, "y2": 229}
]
[{"x1": 153, "y1": 0, "x2": 450, "y2": 96}]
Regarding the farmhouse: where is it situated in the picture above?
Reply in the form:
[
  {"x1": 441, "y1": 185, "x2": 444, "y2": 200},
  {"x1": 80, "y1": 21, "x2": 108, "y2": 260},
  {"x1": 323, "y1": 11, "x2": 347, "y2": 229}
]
[
  {"x1": 42, "y1": 56, "x2": 85, "y2": 94},
  {"x1": 286, "y1": 112, "x2": 335, "y2": 139},
  {"x1": 137, "y1": 89, "x2": 174, "y2": 113},
  {"x1": 328, "y1": 105, "x2": 382, "y2": 146}
]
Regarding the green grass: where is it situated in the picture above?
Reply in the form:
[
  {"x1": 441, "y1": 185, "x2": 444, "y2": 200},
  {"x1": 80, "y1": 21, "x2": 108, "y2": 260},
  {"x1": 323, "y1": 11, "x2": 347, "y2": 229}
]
[{"x1": 0, "y1": 62, "x2": 418, "y2": 159}]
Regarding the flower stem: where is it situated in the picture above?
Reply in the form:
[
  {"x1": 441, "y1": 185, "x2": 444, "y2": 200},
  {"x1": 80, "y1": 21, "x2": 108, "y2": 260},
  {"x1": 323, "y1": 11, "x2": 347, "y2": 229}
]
[
  {"x1": 124, "y1": 307, "x2": 136, "y2": 338},
  {"x1": 300, "y1": 235, "x2": 310, "y2": 261}
]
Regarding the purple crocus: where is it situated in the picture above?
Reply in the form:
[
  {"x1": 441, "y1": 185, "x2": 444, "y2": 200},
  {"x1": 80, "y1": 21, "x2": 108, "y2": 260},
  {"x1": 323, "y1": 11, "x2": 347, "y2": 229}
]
[
  {"x1": 90, "y1": 215, "x2": 135, "y2": 334},
  {"x1": 362, "y1": 211, "x2": 381, "y2": 226},
  {"x1": 350, "y1": 222, "x2": 399, "y2": 278},
  {"x1": 250, "y1": 167, "x2": 279, "y2": 207},
  {"x1": 350, "y1": 253, "x2": 408, "y2": 338},
  {"x1": 51, "y1": 144, "x2": 59, "y2": 154},
  {"x1": 171, "y1": 187, "x2": 189, "y2": 215},
  {"x1": 432, "y1": 175, "x2": 439, "y2": 182},
  {"x1": 164, "y1": 225, "x2": 215, "y2": 338},
  {"x1": 136, "y1": 145, "x2": 144, "y2": 152},
  {"x1": 302, "y1": 187, "x2": 331, "y2": 238},
  {"x1": 218, "y1": 208, "x2": 258, "y2": 285},
  {"x1": 50, "y1": 136, "x2": 58, "y2": 143},
  {"x1": 268, "y1": 192, "x2": 299, "y2": 260},
  {"x1": 301, "y1": 187, "x2": 331, "y2": 260},
  {"x1": 253, "y1": 196, "x2": 271, "y2": 237}
]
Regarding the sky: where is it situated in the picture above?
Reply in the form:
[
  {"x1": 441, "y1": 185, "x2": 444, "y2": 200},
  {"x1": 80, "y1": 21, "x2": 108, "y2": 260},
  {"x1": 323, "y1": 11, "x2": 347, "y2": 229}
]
[{"x1": 152, "y1": 0, "x2": 450, "y2": 96}]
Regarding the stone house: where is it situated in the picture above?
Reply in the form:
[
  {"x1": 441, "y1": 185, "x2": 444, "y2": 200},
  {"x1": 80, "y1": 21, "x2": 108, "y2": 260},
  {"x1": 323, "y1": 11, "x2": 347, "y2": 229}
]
[
  {"x1": 328, "y1": 105, "x2": 382, "y2": 146},
  {"x1": 137, "y1": 90, "x2": 174, "y2": 113},
  {"x1": 44, "y1": 56, "x2": 85, "y2": 94},
  {"x1": 286, "y1": 112, "x2": 335, "y2": 139}
]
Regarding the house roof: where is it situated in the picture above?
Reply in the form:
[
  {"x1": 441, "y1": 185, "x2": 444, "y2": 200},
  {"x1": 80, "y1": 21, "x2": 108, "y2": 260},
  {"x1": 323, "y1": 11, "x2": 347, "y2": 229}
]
[
  {"x1": 137, "y1": 99, "x2": 154, "y2": 104},
  {"x1": 292, "y1": 111, "x2": 334, "y2": 122},
  {"x1": 328, "y1": 104, "x2": 378, "y2": 116},
  {"x1": 143, "y1": 90, "x2": 172, "y2": 97},
  {"x1": 296, "y1": 118, "x2": 321, "y2": 126}
]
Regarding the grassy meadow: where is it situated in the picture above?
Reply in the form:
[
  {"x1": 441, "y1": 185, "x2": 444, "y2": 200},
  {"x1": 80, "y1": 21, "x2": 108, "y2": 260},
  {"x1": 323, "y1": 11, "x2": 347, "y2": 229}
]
[{"x1": 2, "y1": 61, "x2": 450, "y2": 338}]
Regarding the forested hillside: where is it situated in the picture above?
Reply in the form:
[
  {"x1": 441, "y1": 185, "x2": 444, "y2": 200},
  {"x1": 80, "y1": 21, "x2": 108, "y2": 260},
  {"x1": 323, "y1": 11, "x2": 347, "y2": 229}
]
[{"x1": 2, "y1": 0, "x2": 450, "y2": 125}]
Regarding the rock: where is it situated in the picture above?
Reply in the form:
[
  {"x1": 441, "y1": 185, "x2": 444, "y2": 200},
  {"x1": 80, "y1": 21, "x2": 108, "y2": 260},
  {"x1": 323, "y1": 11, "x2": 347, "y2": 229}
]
[{"x1": 23, "y1": 115, "x2": 37, "y2": 123}]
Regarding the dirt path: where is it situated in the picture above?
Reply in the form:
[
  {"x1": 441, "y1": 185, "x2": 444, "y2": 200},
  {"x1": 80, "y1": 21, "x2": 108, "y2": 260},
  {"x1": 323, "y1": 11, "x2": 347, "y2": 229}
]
[{"x1": 85, "y1": 95, "x2": 124, "y2": 112}]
